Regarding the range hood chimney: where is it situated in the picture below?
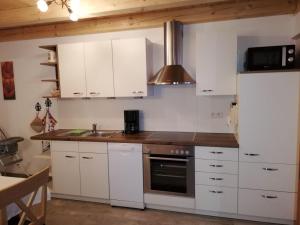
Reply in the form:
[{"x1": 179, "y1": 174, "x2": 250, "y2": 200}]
[{"x1": 148, "y1": 20, "x2": 196, "y2": 85}]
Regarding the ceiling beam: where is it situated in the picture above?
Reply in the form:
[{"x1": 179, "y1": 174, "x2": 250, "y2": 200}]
[
  {"x1": 0, "y1": 0, "x2": 230, "y2": 28},
  {"x1": 0, "y1": 0, "x2": 297, "y2": 42}
]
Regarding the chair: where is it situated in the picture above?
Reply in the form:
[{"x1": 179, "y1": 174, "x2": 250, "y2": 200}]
[{"x1": 0, "y1": 167, "x2": 50, "y2": 225}]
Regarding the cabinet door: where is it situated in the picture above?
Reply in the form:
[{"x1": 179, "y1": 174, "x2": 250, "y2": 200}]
[
  {"x1": 112, "y1": 38, "x2": 148, "y2": 97},
  {"x1": 238, "y1": 189, "x2": 296, "y2": 220},
  {"x1": 239, "y1": 73, "x2": 300, "y2": 164},
  {"x1": 51, "y1": 151, "x2": 80, "y2": 195},
  {"x1": 196, "y1": 185, "x2": 238, "y2": 214},
  {"x1": 58, "y1": 43, "x2": 86, "y2": 98},
  {"x1": 239, "y1": 162, "x2": 298, "y2": 192},
  {"x1": 80, "y1": 153, "x2": 109, "y2": 199},
  {"x1": 196, "y1": 29, "x2": 237, "y2": 96},
  {"x1": 84, "y1": 41, "x2": 114, "y2": 98}
]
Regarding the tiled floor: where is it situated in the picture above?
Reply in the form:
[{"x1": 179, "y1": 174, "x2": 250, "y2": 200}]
[{"x1": 46, "y1": 199, "x2": 272, "y2": 225}]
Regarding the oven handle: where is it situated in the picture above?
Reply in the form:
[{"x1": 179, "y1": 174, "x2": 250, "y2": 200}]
[{"x1": 147, "y1": 156, "x2": 191, "y2": 162}]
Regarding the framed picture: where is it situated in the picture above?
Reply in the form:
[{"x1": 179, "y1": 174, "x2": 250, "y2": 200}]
[{"x1": 1, "y1": 61, "x2": 16, "y2": 100}]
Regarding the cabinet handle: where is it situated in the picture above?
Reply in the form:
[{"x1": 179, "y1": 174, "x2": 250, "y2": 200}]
[
  {"x1": 244, "y1": 153, "x2": 260, "y2": 156},
  {"x1": 137, "y1": 91, "x2": 144, "y2": 94},
  {"x1": 202, "y1": 89, "x2": 213, "y2": 92},
  {"x1": 209, "y1": 164, "x2": 223, "y2": 168},
  {"x1": 73, "y1": 92, "x2": 83, "y2": 95},
  {"x1": 89, "y1": 92, "x2": 100, "y2": 95},
  {"x1": 209, "y1": 190, "x2": 223, "y2": 194},
  {"x1": 262, "y1": 168, "x2": 278, "y2": 171},
  {"x1": 65, "y1": 155, "x2": 76, "y2": 158},
  {"x1": 210, "y1": 151, "x2": 223, "y2": 154},
  {"x1": 210, "y1": 177, "x2": 224, "y2": 181},
  {"x1": 132, "y1": 91, "x2": 137, "y2": 94},
  {"x1": 261, "y1": 195, "x2": 278, "y2": 199},
  {"x1": 82, "y1": 156, "x2": 93, "y2": 160}
]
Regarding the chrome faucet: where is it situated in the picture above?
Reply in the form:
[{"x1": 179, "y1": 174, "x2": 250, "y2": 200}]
[{"x1": 92, "y1": 123, "x2": 97, "y2": 134}]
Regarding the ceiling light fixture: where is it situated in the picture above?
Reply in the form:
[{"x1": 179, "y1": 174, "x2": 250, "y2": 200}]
[{"x1": 36, "y1": 0, "x2": 80, "y2": 22}]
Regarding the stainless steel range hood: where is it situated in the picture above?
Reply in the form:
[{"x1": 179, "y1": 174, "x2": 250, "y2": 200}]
[{"x1": 148, "y1": 20, "x2": 196, "y2": 85}]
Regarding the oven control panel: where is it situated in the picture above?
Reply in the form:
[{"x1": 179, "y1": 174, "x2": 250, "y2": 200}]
[{"x1": 143, "y1": 144, "x2": 194, "y2": 157}]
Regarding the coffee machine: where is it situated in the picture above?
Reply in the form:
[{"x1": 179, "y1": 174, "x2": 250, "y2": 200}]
[{"x1": 124, "y1": 110, "x2": 139, "y2": 134}]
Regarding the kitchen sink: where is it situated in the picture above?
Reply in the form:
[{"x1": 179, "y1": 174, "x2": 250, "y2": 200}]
[
  {"x1": 56, "y1": 130, "x2": 121, "y2": 138},
  {"x1": 84, "y1": 131, "x2": 121, "y2": 138}
]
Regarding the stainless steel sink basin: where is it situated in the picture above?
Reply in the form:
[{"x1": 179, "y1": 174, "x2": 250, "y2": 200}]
[
  {"x1": 56, "y1": 130, "x2": 121, "y2": 138},
  {"x1": 83, "y1": 130, "x2": 122, "y2": 138}
]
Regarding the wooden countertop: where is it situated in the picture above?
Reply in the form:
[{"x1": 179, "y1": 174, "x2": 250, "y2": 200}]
[{"x1": 30, "y1": 129, "x2": 239, "y2": 148}]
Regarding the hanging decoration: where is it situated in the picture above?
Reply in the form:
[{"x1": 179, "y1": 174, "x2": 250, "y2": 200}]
[
  {"x1": 1, "y1": 61, "x2": 16, "y2": 100},
  {"x1": 30, "y1": 98, "x2": 57, "y2": 133}
]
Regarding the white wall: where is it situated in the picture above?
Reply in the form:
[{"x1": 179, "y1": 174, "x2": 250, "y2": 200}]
[{"x1": 0, "y1": 14, "x2": 295, "y2": 173}]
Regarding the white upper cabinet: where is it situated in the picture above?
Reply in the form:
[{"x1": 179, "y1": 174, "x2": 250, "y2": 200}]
[
  {"x1": 112, "y1": 38, "x2": 150, "y2": 97},
  {"x1": 196, "y1": 29, "x2": 237, "y2": 96},
  {"x1": 84, "y1": 41, "x2": 114, "y2": 98},
  {"x1": 58, "y1": 43, "x2": 86, "y2": 98}
]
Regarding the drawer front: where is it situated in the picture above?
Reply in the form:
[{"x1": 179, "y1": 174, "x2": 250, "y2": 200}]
[
  {"x1": 79, "y1": 142, "x2": 107, "y2": 154},
  {"x1": 239, "y1": 162, "x2": 298, "y2": 192},
  {"x1": 195, "y1": 147, "x2": 238, "y2": 161},
  {"x1": 51, "y1": 141, "x2": 78, "y2": 152},
  {"x1": 195, "y1": 159, "x2": 238, "y2": 174},
  {"x1": 238, "y1": 189, "x2": 296, "y2": 220},
  {"x1": 196, "y1": 185, "x2": 237, "y2": 214},
  {"x1": 196, "y1": 172, "x2": 238, "y2": 187}
]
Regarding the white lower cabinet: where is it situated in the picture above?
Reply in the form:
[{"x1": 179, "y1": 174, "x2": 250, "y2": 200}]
[
  {"x1": 195, "y1": 147, "x2": 238, "y2": 215},
  {"x1": 196, "y1": 185, "x2": 237, "y2": 214},
  {"x1": 195, "y1": 159, "x2": 238, "y2": 175},
  {"x1": 51, "y1": 151, "x2": 81, "y2": 196},
  {"x1": 239, "y1": 162, "x2": 298, "y2": 192},
  {"x1": 238, "y1": 189, "x2": 297, "y2": 220},
  {"x1": 196, "y1": 172, "x2": 238, "y2": 188},
  {"x1": 79, "y1": 153, "x2": 109, "y2": 199},
  {"x1": 51, "y1": 141, "x2": 109, "y2": 200}
]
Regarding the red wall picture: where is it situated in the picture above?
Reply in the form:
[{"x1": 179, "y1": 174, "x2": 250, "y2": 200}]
[{"x1": 1, "y1": 61, "x2": 16, "y2": 100}]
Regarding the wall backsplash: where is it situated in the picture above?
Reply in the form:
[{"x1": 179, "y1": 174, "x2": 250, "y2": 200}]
[{"x1": 57, "y1": 87, "x2": 234, "y2": 132}]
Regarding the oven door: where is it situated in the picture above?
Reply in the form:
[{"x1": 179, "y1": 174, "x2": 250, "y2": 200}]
[{"x1": 143, "y1": 154, "x2": 195, "y2": 197}]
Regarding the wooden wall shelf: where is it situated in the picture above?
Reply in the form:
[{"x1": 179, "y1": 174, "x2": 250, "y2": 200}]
[{"x1": 40, "y1": 45, "x2": 60, "y2": 99}]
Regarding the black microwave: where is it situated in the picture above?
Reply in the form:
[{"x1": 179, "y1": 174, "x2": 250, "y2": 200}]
[{"x1": 245, "y1": 45, "x2": 296, "y2": 71}]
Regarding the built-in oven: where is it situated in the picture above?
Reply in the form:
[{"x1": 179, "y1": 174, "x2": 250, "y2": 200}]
[{"x1": 143, "y1": 144, "x2": 195, "y2": 197}]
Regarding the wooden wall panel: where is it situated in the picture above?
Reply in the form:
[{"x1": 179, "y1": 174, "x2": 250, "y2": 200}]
[{"x1": 0, "y1": 0, "x2": 297, "y2": 42}]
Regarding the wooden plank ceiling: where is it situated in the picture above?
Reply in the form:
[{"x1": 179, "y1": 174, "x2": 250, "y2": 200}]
[{"x1": 0, "y1": 0, "x2": 298, "y2": 42}]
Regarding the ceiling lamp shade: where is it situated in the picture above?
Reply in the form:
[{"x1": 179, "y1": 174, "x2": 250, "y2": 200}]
[{"x1": 36, "y1": 0, "x2": 80, "y2": 22}]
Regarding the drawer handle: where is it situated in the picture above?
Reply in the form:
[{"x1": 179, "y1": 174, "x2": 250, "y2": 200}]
[
  {"x1": 132, "y1": 91, "x2": 137, "y2": 94},
  {"x1": 262, "y1": 168, "x2": 278, "y2": 171},
  {"x1": 210, "y1": 178, "x2": 224, "y2": 181},
  {"x1": 137, "y1": 91, "x2": 144, "y2": 94},
  {"x1": 73, "y1": 92, "x2": 83, "y2": 95},
  {"x1": 244, "y1": 153, "x2": 260, "y2": 156},
  {"x1": 82, "y1": 156, "x2": 93, "y2": 160},
  {"x1": 202, "y1": 89, "x2": 213, "y2": 92},
  {"x1": 262, "y1": 195, "x2": 278, "y2": 199},
  {"x1": 210, "y1": 151, "x2": 223, "y2": 154},
  {"x1": 89, "y1": 92, "x2": 100, "y2": 95},
  {"x1": 209, "y1": 190, "x2": 223, "y2": 194},
  {"x1": 209, "y1": 164, "x2": 223, "y2": 168},
  {"x1": 65, "y1": 155, "x2": 76, "y2": 158}
]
